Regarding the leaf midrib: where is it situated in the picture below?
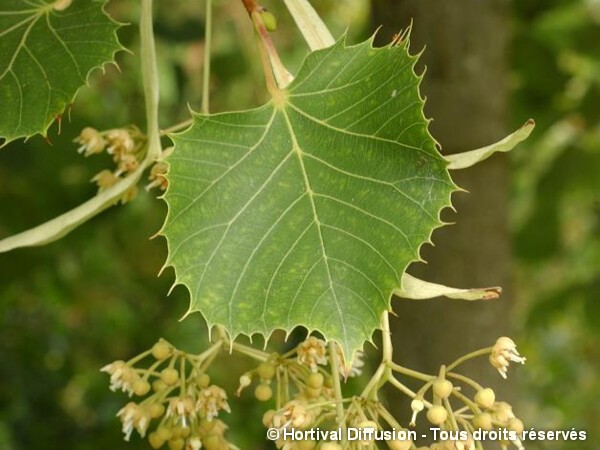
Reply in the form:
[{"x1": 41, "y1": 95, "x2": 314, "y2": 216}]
[{"x1": 280, "y1": 105, "x2": 349, "y2": 345}]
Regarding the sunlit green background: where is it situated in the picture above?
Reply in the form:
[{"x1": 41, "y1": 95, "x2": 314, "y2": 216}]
[{"x1": 1, "y1": 0, "x2": 599, "y2": 449}]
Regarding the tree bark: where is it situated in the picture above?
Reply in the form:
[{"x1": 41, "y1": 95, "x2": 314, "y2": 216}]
[{"x1": 370, "y1": 0, "x2": 514, "y2": 419}]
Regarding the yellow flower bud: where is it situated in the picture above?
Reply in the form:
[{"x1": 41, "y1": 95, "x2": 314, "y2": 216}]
[
  {"x1": 426, "y1": 405, "x2": 448, "y2": 425},
  {"x1": 254, "y1": 383, "x2": 273, "y2": 402},
  {"x1": 432, "y1": 378, "x2": 453, "y2": 399},
  {"x1": 258, "y1": 362, "x2": 276, "y2": 380},
  {"x1": 151, "y1": 339, "x2": 171, "y2": 360},
  {"x1": 474, "y1": 388, "x2": 496, "y2": 409},
  {"x1": 160, "y1": 368, "x2": 179, "y2": 386}
]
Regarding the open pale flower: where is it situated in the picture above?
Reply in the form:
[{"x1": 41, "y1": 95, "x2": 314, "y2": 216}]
[
  {"x1": 167, "y1": 396, "x2": 197, "y2": 427},
  {"x1": 75, "y1": 127, "x2": 106, "y2": 157},
  {"x1": 106, "y1": 129, "x2": 134, "y2": 158},
  {"x1": 92, "y1": 169, "x2": 120, "y2": 192},
  {"x1": 101, "y1": 360, "x2": 138, "y2": 396},
  {"x1": 116, "y1": 402, "x2": 150, "y2": 441},
  {"x1": 489, "y1": 337, "x2": 526, "y2": 379},
  {"x1": 297, "y1": 336, "x2": 327, "y2": 372},
  {"x1": 282, "y1": 401, "x2": 312, "y2": 428},
  {"x1": 196, "y1": 385, "x2": 230, "y2": 421}
]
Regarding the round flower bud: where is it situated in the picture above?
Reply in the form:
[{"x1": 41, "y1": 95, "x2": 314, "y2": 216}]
[
  {"x1": 133, "y1": 379, "x2": 151, "y2": 396},
  {"x1": 161, "y1": 368, "x2": 179, "y2": 386},
  {"x1": 195, "y1": 373, "x2": 210, "y2": 388},
  {"x1": 168, "y1": 438, "x2": 185, "y2": 450},
  {"x1": 156, "y1": 426, "x2": 173, "y2": 441},
  {"x1": 202, "y1": 434, "x2": 221, "y2": 450},
  {"x1": 475, "y1": 388, "x2": 496, "y2": 409},
  {"x1": 148, "y1": 431, "x2": 165, "y2": 449},
  {"x1": 254, "y1": 383, "x2": 273, "y2": 401},
  {"x1": 307, "y1": 372, "x2": 324, "y2": 389},
  {"x1": 151, "y1": 339, "x2": 171, "y2": 360},
  {"x1": 171, "y1": 426, "x2": 183, "y2": 439},
  {"x1": 472, "y1": 412, "x2": 493, "y2": 430},
  {"x1": 257, "y1": 363, "x2": 276, "y2": 380},
  {"x1": 432, "y1": 379, "x2": 453, "y2": 399},
  {"x1": 426, "y1": 405, "x2": 448, "y2": 425},
  {"x1": 149, "y1": 402, "x2": 165, "y2": 419},
  {"x1": 152, "y1": 379, "x2": 167, "y2": 393},
  {"x1": 387, "y1": 438, "x2": 412, "y2": 450}
]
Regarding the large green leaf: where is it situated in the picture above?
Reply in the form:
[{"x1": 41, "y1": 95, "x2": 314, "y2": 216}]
[
  {"x1": 0, "y1": 0, "x2": 122, "y2": 146},
  {"x1": 161, "y1": 37, "x2": 457, "y2": 359}
]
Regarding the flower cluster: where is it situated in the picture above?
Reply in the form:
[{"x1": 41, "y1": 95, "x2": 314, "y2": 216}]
[
  {"x1": 103, "y1": 332, "x2": 525, "y2": 450},
  {"x1": 75, "y1": 126, "x2": 147, "y2": 203},
  {"x1": 239, "y1": 335, "x2": 524, "y2": 450},
  {"x1": 235, "y1": 336, "x2": 367, "y2": 450},
  {"x1": 101, "y1": 338, "x2": 233, "y2": 450},
  {"x1": 398, "y1": 337, "x2": 526, "y2": 450}
]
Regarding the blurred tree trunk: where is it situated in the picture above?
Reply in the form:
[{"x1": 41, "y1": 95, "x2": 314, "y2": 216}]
[{"x1": 370, "y1": 0, "x2": 514, "y2": 419}]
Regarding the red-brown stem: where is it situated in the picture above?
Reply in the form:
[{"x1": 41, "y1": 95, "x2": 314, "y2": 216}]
[
  {"x1": 239, "y1": 0, "x2": 292, "y2": 91},
  {"x1": 241, "y1": 0, "x2": 259, "y2": 15},
  {"x1": 252, "y1": 11, "x2": 293, "y2": 89},
  {"x1": 253, "y1": 21, "x2": 279, "y2": 96}
]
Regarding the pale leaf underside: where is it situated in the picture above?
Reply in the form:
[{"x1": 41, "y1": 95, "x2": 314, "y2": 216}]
[
  {"x1": 0, "y1": 0, "x2": 122, "y2": 145},
  {"x1": 161, "y1": 38, "x2": 457, "y2": 359}
]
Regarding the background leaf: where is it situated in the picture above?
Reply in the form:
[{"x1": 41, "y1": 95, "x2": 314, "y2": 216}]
[
  {"x1": 161, "y1": 38, "x2": 456, "y2": 358},
  {"x1": 0, "y1": 0, "x2": 123, "y2": 146}
]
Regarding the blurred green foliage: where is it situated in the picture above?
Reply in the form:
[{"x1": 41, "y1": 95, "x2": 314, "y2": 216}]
[
  {"x1": 511, "y1": 0, "x2": 600, "y2": 448},
  {"x1": 0, "y1": 0, "x2": 598, "y2": 449}
]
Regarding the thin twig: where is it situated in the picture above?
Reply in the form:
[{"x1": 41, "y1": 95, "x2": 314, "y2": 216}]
[
  {"x1": 328, "y1": 342, "x2": 347, "y2": 446},
  {"x1": 201, "y1": 0, "x2": 212, "y2": 114}
]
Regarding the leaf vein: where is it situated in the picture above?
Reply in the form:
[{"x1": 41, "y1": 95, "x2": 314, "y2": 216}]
[{"x1": 165, "y1": 109, "x2": 277, "y2": 230}]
